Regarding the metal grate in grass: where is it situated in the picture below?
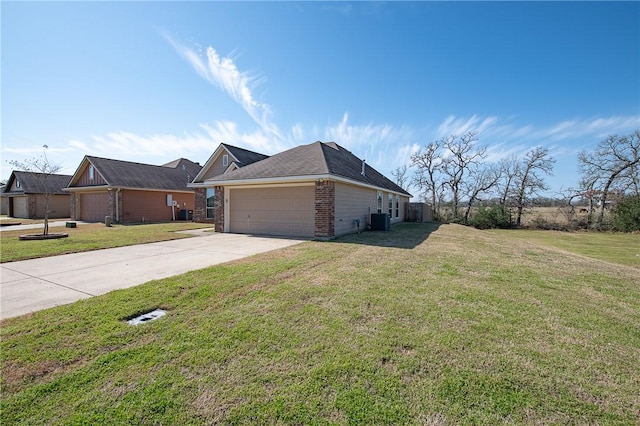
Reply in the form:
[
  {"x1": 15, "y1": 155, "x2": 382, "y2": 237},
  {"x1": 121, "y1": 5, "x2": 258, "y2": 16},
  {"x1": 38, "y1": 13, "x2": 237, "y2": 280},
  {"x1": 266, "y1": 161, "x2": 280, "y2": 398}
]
[{"x1": 126, "y1": 309, "x2": 166, "y2": 325}]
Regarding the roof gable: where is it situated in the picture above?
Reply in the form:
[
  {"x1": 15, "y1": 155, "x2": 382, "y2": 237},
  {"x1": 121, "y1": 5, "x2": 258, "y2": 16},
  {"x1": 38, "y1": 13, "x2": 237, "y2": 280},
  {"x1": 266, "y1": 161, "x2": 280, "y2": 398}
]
[
  {"x1": 192, "y1": 143, "x2": 269, "y2": 183},
  {"x1": 67, "y1": 156, "x2": 202, "y2": 191},
  {"x1": 4, "y1": 171, "x2": 72, "y2": 195}
]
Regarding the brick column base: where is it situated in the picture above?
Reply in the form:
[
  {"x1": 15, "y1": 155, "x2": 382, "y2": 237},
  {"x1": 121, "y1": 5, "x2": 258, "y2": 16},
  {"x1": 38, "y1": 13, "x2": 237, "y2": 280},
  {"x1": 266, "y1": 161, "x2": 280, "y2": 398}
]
[{"x1": 315, "y1": 180, "x2": 335, "y2": 238}]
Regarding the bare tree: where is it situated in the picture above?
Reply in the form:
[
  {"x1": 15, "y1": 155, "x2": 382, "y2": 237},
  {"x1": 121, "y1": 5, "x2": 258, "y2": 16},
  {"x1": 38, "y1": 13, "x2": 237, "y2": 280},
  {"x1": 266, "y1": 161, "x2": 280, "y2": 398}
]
[
  {"x1": 497, "y1": 156, "x2": 520, "y2": 207},
  {"x1": 462, "y1": 164, "x2": 502, "y2": 224},
  {"x1": 8, "y1": 146, "x2": 63, "y2": 235},
  {"x1": 391, "y1": 165, "x2": 410, "y2": 190},
  {"x1": 578, "y1": 131, "x2": 640, "y2": 223},
  {"x1": 512, "y1": 147, "x2": 555, "y2": 227},
  {"x1": 440, "y1": 132, "x2": 487, "y2": 220},
  {"x1": 411, "y1": 140, "x2": 443, "y2": 216}
]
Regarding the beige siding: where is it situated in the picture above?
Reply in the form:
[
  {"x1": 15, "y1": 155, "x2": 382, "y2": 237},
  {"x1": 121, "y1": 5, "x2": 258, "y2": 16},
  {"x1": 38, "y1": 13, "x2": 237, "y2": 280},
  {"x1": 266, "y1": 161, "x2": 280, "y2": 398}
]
[
  {"x1": 334, "y1": 183, "x2": 409, "y2": 236},
  {"x1": 9, "y1": 179, "x2": 21, "y2": 191},
  {"x1": 334, "y1": 183, "x2": 377, "y2": 236},
  {"x1": 201, "y1": 153, "x2": 230, "y2": 180},
  {"x1": 121, "y1": 190, "x2": 195, "y2": 223},
  {"x1": 0, "y1": 196, "x2": 7, "y2": 215},
  {"x1": 33, "y1": 194, "x2": 70, "y2": 218},
  {"x1": 229, "y1": 186, "x2": 315, "y2": 237},
  {"x1": 12, "y1": 196, "x2": 28, "y2": 218}
]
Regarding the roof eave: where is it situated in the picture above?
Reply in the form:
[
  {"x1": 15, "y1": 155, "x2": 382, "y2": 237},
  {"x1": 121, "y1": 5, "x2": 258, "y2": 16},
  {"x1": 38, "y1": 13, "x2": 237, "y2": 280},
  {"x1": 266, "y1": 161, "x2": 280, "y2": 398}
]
[
  {"x1": 64, "y1": 185, "x2": 194, "y2": 193},
  {"x1": 191, "y1": 173, "x2": 412, "y2": 196}
]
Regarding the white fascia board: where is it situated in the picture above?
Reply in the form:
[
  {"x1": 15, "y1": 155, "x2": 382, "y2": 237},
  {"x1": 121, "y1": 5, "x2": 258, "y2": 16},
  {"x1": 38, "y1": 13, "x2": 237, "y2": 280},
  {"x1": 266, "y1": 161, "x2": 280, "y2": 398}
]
[{"x1": 191, "y1": 174, "x2": 411, "y2": 197}]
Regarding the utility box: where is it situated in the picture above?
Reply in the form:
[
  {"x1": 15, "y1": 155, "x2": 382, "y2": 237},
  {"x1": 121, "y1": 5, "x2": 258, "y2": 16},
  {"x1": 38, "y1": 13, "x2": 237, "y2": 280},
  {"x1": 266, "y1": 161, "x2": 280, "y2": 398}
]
[
  {"x1": 370, "y1": 213, "x2": 390, "y2": 231},
  {"x1": 180, "y1": 209, "x2": 194, "y2": 220}
]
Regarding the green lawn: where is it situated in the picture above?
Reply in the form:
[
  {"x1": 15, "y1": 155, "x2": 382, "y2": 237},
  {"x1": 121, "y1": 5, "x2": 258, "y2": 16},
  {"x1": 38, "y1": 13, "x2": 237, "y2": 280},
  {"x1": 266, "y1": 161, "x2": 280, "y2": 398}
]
[
  {"x1": 0, "y1": 222, "x2": 212, "y2": 262},
  {"x1": 1, "y1": 223, "x2": 638, "y2": 424}
]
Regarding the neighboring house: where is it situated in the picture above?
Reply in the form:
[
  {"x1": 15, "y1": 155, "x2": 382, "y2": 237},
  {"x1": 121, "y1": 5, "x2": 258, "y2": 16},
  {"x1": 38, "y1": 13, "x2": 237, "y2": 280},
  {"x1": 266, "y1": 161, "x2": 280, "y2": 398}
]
[
  {"x1": 0, "y1": 183, "x2": 7, "y2": 215},
  {"x1": 65, "y1": 156, "x2": 202, "y2": 223},
  {"x1": 190, "y1": 141, "x2": 412, "y2": 239},
  {"x1": 1, "y1": 171, "x2": 72, "y2": 219},
  {"x1": 189, "y1": 143, "x2": 270, "y2": 223}
]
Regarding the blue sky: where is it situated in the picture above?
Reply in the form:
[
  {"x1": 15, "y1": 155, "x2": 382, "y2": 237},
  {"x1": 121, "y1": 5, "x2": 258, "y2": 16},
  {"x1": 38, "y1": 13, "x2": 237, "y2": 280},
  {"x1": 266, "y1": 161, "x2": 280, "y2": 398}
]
[{"x1": 2, "y1": 1, "x2": 639, "y2": 197}]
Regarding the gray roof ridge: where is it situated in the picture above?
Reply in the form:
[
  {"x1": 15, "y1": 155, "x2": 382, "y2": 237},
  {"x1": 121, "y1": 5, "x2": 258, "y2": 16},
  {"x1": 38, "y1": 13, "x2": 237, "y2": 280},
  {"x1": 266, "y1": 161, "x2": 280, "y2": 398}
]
[
  {"x1": 312, "y1": 141, "x2": 331, "y2": 174},
  {"x1": 87, "y1": 155, "x2": 183, "y2": 170},
  {"x1": 13, "y1": 170, "x2": 72, "y2": 178}
]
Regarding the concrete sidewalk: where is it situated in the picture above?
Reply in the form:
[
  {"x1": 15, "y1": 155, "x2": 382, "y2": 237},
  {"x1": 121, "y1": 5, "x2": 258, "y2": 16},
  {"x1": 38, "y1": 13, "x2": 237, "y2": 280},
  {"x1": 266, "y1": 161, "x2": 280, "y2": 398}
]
[
  {"x1": 0, "y1": 220, "x2": 92, "y2": 232},
  {"x1": 1, "y1": 233, "x2": 304, "y2": 319}
]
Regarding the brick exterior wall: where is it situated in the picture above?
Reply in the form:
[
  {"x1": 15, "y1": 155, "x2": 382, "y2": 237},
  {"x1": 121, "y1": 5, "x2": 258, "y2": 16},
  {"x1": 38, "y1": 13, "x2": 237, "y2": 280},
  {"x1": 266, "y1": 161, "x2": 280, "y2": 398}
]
[
  {"x1": 107, "y1": 190, "x2": 116, "y2": 221},
  {"x1": 27, "y1": 195, "x2": 37, "y2": 218},
  {"x1": 70, "y1": 194, "x2": 77, "y2": 220},
  {"x1": 214, "y1": 186, "x2": 224, "y2": 232},
  {"x1": 193, "y1": 187, "x2": 217, "y2": 224},
  {"x1": 315, "y1": 180, "x2": 335, "y2": 238},
  {"x1": 193, "y1": 188, "x2": 206, "y2": 222}
]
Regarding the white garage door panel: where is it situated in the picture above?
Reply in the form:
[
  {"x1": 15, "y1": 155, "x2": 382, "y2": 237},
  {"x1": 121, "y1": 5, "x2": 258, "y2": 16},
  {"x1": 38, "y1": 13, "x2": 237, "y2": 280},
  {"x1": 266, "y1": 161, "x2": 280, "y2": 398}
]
[
  {"x1": 230, "y1": 187, "x2": 315, "y2": 238},
  {"x1": 13, "y1": 197, "x2": 28, "y2": 218}
]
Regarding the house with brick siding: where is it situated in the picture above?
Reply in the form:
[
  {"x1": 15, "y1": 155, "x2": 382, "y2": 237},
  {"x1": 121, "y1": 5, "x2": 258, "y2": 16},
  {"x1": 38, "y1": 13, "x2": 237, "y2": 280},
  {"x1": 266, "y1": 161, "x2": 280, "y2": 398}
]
[
  {"x1": 2, "y1": 171, "x2": 72, "y2": 219},
  {"x1": 64, "y1": 156, "x2": 201, "y2": 223},
  {"x1": 189, "y1": 141, "x2": 411, "y2": 239}
]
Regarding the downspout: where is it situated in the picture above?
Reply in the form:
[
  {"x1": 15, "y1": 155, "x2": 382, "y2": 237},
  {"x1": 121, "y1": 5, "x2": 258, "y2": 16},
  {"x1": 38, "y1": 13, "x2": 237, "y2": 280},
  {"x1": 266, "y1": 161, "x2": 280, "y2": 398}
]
[{"x1": 115, "y1": 188, "x2": 121, "y2": 223}]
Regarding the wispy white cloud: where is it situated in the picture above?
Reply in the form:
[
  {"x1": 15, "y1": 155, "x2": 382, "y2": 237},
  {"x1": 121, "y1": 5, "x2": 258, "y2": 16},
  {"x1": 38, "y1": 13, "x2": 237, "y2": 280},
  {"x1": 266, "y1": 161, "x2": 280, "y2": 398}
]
[
  {"x1": 323, "y1": 113, "x2": 416, "y2": 171},
  {"x1": 68, "y1": 129, "x2": 217, "y2": 160},
  {"x1": 163, "y1": 33, "x2": 282, "y2": 140},
  {"x1": 436, "y1": 114, "x2": 499, "y2": 138},
  {"x1": 324, "y1": 113, "x2": 413, "y2": 149},
  {"x1": 542, "y1": 115, "x2": 640, "y2": 142}
]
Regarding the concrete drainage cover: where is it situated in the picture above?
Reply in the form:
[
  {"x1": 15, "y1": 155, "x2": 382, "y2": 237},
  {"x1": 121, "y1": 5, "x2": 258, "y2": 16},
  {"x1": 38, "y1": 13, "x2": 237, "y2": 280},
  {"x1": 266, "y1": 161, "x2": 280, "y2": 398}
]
[{"x1": 127, "y1": 309, "x2": 166, "y2": 325}]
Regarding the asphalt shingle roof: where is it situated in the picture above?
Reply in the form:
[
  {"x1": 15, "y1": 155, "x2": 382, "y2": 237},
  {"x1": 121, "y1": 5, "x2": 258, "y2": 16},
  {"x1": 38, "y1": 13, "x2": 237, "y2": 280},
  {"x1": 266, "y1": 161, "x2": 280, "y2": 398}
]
[
  {"x1": 223, "y1": 144, "x2": 270, "y2": 166},
  {"x1": 4, "y1": 171, "x2": 72, "y2": 195},
  {"x1": 205, "y1": 141, "x2": 411, "y2": 196},
  {"x1": 76, "y1": 156, "x2": 202, "y2": 191}
]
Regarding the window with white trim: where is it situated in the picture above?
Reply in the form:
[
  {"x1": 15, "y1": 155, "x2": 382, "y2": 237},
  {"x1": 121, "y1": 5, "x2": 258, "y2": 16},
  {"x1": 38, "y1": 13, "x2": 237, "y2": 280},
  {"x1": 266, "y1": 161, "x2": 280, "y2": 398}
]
[
  {"x1": 89, "y1": 165, "x2": 95, "y2": 180},
  {"x1": 395, "y1": 195, "x2": 400, "y2": 218},
  {"x1": 206, "y1": 188, "x2": 215, "y2": 219},
  {"x1": 388, "y1": 193, "x2": 393, "y2": 217},
  {"x1": 16, "y1": 180, "x2": 21, "y2": 188},
  {"x1": 222, "y1": 154, "x2": 229, "y2": 167},
  {"x1": 377, "y1": 191, "x2": 383, "y2": 214}
]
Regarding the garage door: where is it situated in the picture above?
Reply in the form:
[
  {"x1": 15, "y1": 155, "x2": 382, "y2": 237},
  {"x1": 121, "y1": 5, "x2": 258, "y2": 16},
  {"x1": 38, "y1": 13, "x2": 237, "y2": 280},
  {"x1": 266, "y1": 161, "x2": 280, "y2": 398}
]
[
  {"x1": 12, "y1": 197, "x2": 28, "y2": 218},
  {"x1": 80, "y1": 193, "x2": 109, "y2": 222},
  {"x1": 229, "y1": 186, "x2": 315, "y2": 238}
]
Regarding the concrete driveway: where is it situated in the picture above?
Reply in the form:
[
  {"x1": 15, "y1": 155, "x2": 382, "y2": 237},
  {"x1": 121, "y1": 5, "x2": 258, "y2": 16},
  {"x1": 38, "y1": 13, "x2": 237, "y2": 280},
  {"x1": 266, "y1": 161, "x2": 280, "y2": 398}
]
[{"x1": 1, "y1": 232, "x2": 304, "y2": 320}]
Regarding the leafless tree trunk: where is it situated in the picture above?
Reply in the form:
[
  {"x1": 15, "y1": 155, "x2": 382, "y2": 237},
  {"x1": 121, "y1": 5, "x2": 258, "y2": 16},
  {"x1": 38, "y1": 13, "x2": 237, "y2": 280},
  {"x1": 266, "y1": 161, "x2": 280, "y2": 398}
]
[
  {"x1": 497, "y1": 156, "x2": 519, "y2": 207},
  {"x1": 463, "y1": 164, "x2": 501, "y2": 224},
  {"x1": 513, "y1": 147, "x2": 555, "y2": 227},
  {"x1": 411, "y1": 140, "x2": 443, "y2": 218},
  {"x1": 8, "y1": 146, "x2": 62, "y2": 235},
  {"x1": 440, "y1": 132, "x2": 486, "y2": 220}
]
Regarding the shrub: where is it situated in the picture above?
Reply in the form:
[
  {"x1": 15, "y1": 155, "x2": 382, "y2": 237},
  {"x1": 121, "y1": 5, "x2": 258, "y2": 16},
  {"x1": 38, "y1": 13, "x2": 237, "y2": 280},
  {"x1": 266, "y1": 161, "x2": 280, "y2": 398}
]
[
  {"x1": 469, "y1": 205, "x2": 512, "y2": 229},
  {"x1": 610, "y1": 196, "x2": 640, "y2": 232}
]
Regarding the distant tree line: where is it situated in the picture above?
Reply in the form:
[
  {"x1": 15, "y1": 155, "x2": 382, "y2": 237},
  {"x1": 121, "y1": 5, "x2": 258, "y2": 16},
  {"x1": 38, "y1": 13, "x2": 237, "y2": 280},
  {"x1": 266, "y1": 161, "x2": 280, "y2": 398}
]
[
  {"x1": 573, "y1": 130, "x2": 639, "y2": 230},
  {"x1": 395, "y1": 129, "x2": 639, "y2": 232}
]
